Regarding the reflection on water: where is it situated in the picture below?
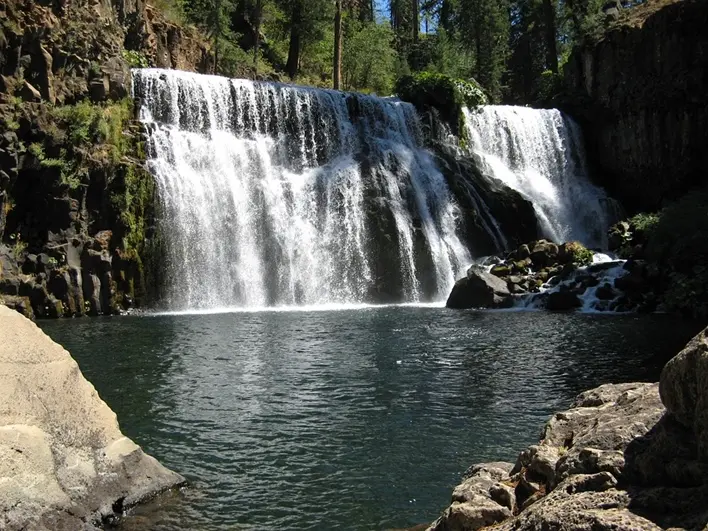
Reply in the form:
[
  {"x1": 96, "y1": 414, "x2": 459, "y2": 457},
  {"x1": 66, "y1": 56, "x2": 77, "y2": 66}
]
[{"x1": 40, "y1": 309, "x2": 701, "y2": 530}]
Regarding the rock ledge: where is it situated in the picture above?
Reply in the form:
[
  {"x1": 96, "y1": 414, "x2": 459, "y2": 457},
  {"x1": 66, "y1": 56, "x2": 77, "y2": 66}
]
[{"x1": 428, "y1": 326, "x2": 708, "y2": 531}]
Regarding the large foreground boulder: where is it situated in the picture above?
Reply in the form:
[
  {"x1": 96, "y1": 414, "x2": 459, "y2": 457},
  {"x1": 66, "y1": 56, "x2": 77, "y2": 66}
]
[
  {"x1": 446, "y1": 266, "x2": 513, "y2": 309},
  {"x1": 428, "y1": 325, "x2": 708, "y2": 531},
  {"x1": 660, "y1": 327, "x2": 708, "y2": 461},
  {"x1": 0, "y1": 305, "x2": 185, "y2": 530}
]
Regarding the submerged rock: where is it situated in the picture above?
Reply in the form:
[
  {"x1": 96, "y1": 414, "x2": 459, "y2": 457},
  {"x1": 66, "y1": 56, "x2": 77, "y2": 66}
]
[
  {"x1": 428, "y1": 325, "x2": 708, "y2": 531},
  {"x1": 0, "y1": 305, "x2": 185, "y2": 530},
  {"x1": 545, "y1": 290, "x2": 582, "y2": 311},
  {"x1": 446, "y1": 267, "x2": 513, "y2": 309}
]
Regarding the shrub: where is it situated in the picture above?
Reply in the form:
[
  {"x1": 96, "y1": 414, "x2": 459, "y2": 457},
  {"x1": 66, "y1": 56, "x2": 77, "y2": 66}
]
[
  {"x1": 643, "y1": 187, "x2": 708, "y2": 318},
  {"x1": 395, "y1": 72, "x2": 487, "y2": 140},
  {"x1": 564, "y1": 241, "x2": 594, "y2": 266},
  {"x1": 122, "y1": 49, "x2": 149, "y2": 69}
]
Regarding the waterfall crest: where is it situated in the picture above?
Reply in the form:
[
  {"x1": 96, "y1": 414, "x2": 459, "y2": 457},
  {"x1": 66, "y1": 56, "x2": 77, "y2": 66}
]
[
  {"x1": 133, "y1": 69, "x2": 471, "y2": 310},
  {"x1": 463, "y1": 106, "x2": 617, "y2": 248}
]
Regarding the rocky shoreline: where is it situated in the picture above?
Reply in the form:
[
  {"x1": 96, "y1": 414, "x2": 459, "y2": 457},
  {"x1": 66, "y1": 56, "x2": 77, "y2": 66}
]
[
  {"x1": 426, "y1": 326, "x2": 708, "y2": 531},
  {"x1": 447, "y1": 239, "x2": 658, "y2": 313},
  {"x1": 0, "y1": 305, "x2": 184, "y2": 530}
]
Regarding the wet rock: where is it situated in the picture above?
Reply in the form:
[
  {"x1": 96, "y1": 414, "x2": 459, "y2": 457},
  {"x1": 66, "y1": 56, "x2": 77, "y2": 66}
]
[
  {"x1": 490, "y1": 264, "x2": 511, "y2": 278},
  {"x1": 446, "y1": 267, "x2": 513, "y2": 309},
  {"x1": 546, "y1": 290, "x2": 582, "y2": 311},
  {"x1": 530, "y1": 240, "x2": 559, "y2": 268},
  {"x1": 21, "y1": 254, "x2": 38, "y2": 274},
  {"x1": 0, "y1": 278, "x2": 20, "y2": 296},
  {"x1": 1, "y1": 295, "x2": 34, "y2": 320},
  {"x1": 595, "y1": 283, "x2": 615, "y2": 300},
  {"x1": 517, "y1": 244, "x2": 531, "y2": 260}
]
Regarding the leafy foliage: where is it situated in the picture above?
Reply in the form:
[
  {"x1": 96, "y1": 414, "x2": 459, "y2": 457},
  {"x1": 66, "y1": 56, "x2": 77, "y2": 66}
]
[
  {"x1": 122, "y1": 50, "x2": 149, "y2": 69},
  {"x1": 564, "y1": 241, "x2": 594, "y2": 266},
  {"x1": 642, "y1": 187, "x2": 708, "y2": 318},
  {"x1": 396, "y1": 72, "x2": 487, "y2": 110},
  {"x1": 342, "y1": 20, "x2": 397, "y2": 94}
]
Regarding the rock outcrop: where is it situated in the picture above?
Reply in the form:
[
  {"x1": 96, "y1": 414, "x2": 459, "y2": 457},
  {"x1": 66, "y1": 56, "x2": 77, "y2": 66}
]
[
  {"x1": 0, "y1": 0, "x2": 212, "y2": 318},
  {"x1": 429, "y1": 324, "x2": 708, "y2": 531},
  {"x1": 564, "y1": 0, "x2": 708, "y2": 213},
  {"x1": 446, "y1": 265, "x2": 513, "y2": 309},
  {"x1": 0, "y1": 304, "x2": 184, "y2": 529}
]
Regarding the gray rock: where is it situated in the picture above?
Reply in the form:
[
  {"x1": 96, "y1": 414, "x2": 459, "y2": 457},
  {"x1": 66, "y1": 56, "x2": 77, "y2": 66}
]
[
  {"x1": 660, "y1": 326, "x2": 708, "y2": 460},
  {"x1": 463, "y1": 461, "x2": 514, "y2": 481},
  {"x1": 428, "y1": 499, "x2": 513, "y2": 531},
  {"x1": 0, "y1": 305, "x2": 184, "y2": 530},
  {"x1": 446, "y1": 267, "x2": 513, "y2": 309},
  {"x1": 546, "y1": 290, "x2": 582, "y2": 311},
  {"x1": 496, "y1": 477, "x2": 661, "y2": 531}
]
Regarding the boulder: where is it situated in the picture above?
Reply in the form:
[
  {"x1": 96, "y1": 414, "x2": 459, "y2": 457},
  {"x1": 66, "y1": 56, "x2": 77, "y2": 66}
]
[
  {"x1": 546, "y1": 290, "x2": 582, "y2": 311},
  {"x1": 446, "y1": 267, "x2": 513, "y2": 309},
  {"x1": 660, "y1": 327, "x2": 708, "y2": 460},
  {"x1": 530, "y1": 240, "x2": 559, "y2": 268},
  {"x1": 0, "y1": 305, "x2": 184, "y2": 530},
  {"x1": 429, "y1": 461, "x2": 515, "y2": 530},
  {"x1": 429, "y1": 332, "x2": 708, "y2": 531}
]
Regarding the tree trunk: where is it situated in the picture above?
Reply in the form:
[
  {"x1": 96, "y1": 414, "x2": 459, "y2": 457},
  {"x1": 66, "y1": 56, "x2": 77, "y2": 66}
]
[
  {"x1": 333, "y1": 0, "x2": 342, "y2": 89},
  {"x1": 286, "y1": 1, "x2": 302, "y2": 79},
  {"x1": 411, "y1": 0, "x2": 419, "y2": 42},
  {"x1": 542, "y1": 0, "x2": 559, "y2": 73},
  {"x1": 213, "y1": 0, "x2": 221, "y2": 74},
  {"x1": 253, "y1": 0, "x2": 263, "y2": 76}
]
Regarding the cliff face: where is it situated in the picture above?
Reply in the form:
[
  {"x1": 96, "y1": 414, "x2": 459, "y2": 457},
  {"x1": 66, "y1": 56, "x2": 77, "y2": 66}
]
[
  {"x1": 0, "y1": 0, "x2": 211, "y2": 318},
  {"x1": 564, "y1": 0, "x2": 708, "y2": 213}
]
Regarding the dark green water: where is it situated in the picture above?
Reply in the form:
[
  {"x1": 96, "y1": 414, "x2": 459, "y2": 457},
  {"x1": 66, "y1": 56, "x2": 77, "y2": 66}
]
[{"x1": 39, "y1": 308, "x2": 700, "y2": 530}]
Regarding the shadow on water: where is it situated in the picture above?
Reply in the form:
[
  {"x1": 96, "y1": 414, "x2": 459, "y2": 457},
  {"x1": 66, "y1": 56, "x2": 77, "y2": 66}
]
[{"x1": 39, "y1": 308, "x2": 703, "y2": 531}]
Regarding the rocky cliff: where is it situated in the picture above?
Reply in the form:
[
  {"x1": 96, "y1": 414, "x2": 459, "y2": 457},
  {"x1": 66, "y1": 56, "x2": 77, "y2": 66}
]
[
  {"x1": 564, "y1": 0, "x2": 708, "y2": 213},
  {"x1": 428, "y1": 325, "x2": 708, "y2": 531},
  {"x1": 0, "y1": 0, "x2": 211, "y2": 318},
  {"x1": 0, "y1": 304, "x2": 184, "y2": 530}
]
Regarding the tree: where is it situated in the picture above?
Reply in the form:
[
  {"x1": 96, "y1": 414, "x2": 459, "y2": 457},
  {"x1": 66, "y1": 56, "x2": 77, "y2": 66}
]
[
  {"x1": 333, "y1": 0, "x2": 343, "y2": 88},
  {"x1": 541, "y1": 0, "x2": 558, "y2": 73},
  {"x1": 459, "y1": 0, "x2": 510, "y2": 101},
  {"x1": 342, "y1": 20, "x2": 397, "y2": 93}
]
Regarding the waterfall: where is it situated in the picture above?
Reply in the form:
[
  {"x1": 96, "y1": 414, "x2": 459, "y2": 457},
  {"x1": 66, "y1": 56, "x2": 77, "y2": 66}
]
[
  {"x1": 133, "y1": 69, "x2": 472, "y2": 310},
  {"x1": 463, "y1": 106, "x2": 617, "y2": 248}
]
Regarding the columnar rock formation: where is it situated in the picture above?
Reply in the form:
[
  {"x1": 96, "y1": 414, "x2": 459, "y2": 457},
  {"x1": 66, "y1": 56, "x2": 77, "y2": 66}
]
[
  {"x1": 429, "y1": 325, "x2": 708, "y2": 530},
  {"x1": 564, "y1": 0, "x2": 708, "y2": 212},
  {"x1": 0, "y1": 304, "x2": 184, "y2": 530}
]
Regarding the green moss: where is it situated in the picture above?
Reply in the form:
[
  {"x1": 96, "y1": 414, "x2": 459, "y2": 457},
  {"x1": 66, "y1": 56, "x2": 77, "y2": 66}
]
[{"x1": 395, "y1": 72, "x2": 487, "y2": 141}]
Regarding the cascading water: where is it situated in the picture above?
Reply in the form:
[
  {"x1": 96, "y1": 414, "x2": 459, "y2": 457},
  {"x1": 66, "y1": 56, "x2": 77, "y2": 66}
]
[
  {"x1": 133, "y1": 69, "x2": 472, "y2": 310},
  {"x1": 463, "y1": 106, "x2": 618, "y2": 248}
]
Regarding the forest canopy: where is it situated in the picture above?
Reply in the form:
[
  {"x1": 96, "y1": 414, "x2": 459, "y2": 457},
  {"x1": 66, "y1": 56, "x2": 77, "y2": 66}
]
[{"x1": 151, "y1": 0, "x2": 647, "y2": 102}]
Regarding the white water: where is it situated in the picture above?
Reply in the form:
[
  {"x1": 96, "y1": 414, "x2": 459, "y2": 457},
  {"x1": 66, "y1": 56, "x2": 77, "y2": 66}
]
[
  {"x1": 463, "y1": 106, "x2": 618, "y2": 248},
  {"x1": 134, "y1": 69, "x2": 471, "y2": 310}
]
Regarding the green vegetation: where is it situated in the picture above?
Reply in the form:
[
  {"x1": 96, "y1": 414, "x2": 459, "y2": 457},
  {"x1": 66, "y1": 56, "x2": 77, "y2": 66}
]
[
  {"x1": 395, "y1": 72, "x2": 486, "y2": 138},
  {"x1": 564, "y1": 241, "x2": 594, "y2": 266},
  {"x1": 8, "y1": 232, "x2": 26, "y2": 257},
  {"x1": 641, "y1": 187, "x2": 708, "y2": 318},
  {"x1": 142, "y1": 0, "x2": 632, "y2": 103},
  {"x1": 629, "y1": 212, "x2": 660, "y2": 234},
  {"x1": 122, "y1": 50, "x2": 149, "y2": 69}
]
